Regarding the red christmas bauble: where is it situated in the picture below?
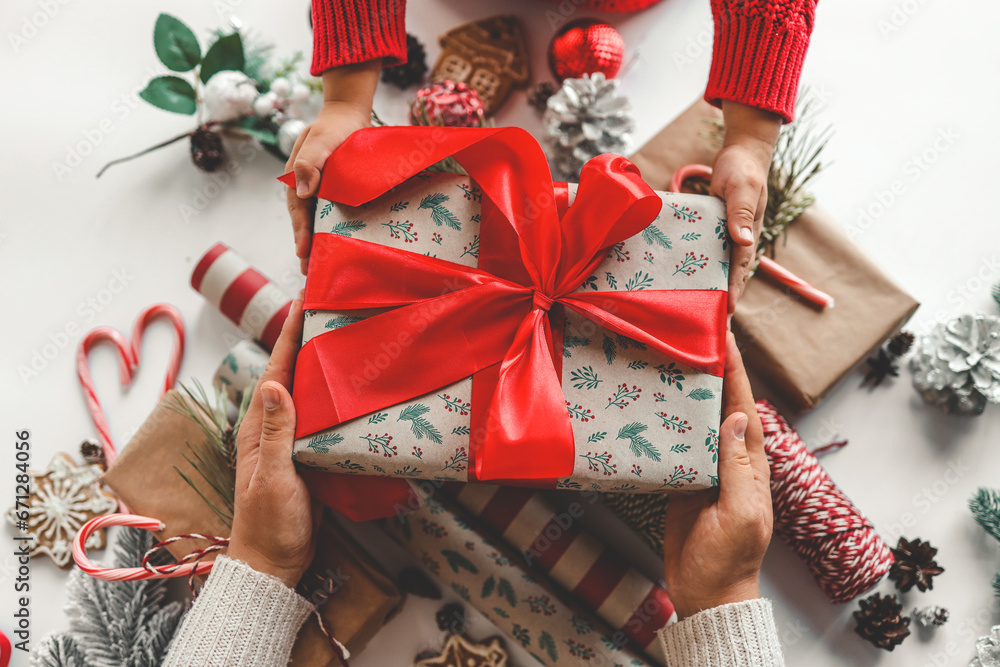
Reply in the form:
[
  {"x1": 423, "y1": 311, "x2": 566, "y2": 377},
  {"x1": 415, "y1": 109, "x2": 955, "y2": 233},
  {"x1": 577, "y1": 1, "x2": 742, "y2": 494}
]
[
  {"x1": 409, "y1": 80, "x2": 485, "y2": 127},
  {"x1": 548, "y1": 19, "x2": 625, "y2": 82}
]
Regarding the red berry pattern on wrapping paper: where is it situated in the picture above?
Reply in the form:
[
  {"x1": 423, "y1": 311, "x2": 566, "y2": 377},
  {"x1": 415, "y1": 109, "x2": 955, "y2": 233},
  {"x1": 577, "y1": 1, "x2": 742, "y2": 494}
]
[
  {"x1": 663, "y1": 465, "x2": 698, "y2": 488},
  {"x1": 383, "y1": 219, "x2": 418, "y2": 242},
  {"x1": 464, "y1": 541, "x2": 475, "y2": 551},
  {"x1": 580, "y1": 451, "x2": 617, "y2": 475},
  {"x1": 653, "y1": 392, "x2": 666, "y2": 402},
  {"x1": 566, "y1": 401, "x2": 594, "y2": 422},
  {"x1": 667, "y1": 202, "x2": 702, "y2": 223},
  {"x1": 419, "y1": 518, "x2": 447, "y2": 537},
  {"x1": 432, "y1": 232, "x2": 443, "y2": 245},
  {"x1": 656, "y1": 413, "x2": 691, "y2": 433},
  {"x1": 643, "y1": 251, "x2": 654, "y2": 264},
  {"x1": 715, "y1": 217, "x2": 729, "y2": 251},
  {"x1": 656, "y1": 363, "x2": 686, "y2": 390},
  {"x1": 607, "y1": 242, "x2": 630, "y2": 262},
  {"x1": 439, "y1": 393, "x2": 471, "y2": 415},
  {"x1": 457, "y1": 183, "x2": 481, "y2": 202},
  {"x1": 460, "y1": 234, "x2": 480, "y2": 258},
  {"x1": 606, "y1": 383, "x2": 642, "y2": 409},
  {"x1": 673, "y1": 252, "x2": 709, "y2": 276},
  {"x1": 564, "y1": 639, "x2": 596, "y2": 659},
  {"x1": 362, "y1": 433, "x2": 396, "y2": 457},
  {"x1": 704, "y1": 427, "x2": 719, "y2": 463},
  {"x1": 631, "y1": 464, "x2": 642, "y2": 476},
  {"x1": 441, "y1": 447, "x2": 468, "y2": 473},
  {"x1": 525, "y1": 595, "x2": 557, "y2": 616},
  {"x1": 412, "y1": 446, "x2": 423, "y2": 459}
]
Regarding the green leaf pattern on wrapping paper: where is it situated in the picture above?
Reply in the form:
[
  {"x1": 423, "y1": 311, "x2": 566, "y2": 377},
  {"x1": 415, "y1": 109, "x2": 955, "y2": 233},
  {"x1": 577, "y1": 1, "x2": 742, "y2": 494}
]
[
  {"x1": 624, "y1": 271, "x2": 654, "y2": 291},
  {"x1": 368, "y1": 412, "x2": 388, "y2": 424},
  {"x1": 641, "y1": 224, "x2": 671, "y2": 249},
  {"x1": 451, "y1": 426, "x2": 470, "y2": 435},
  {"x1": 398, "y1": 404, "x2": 443, "y2": 444},
  {"x1": 330, "y1": 220, "x2": 366, "y2": 237},
  {"x1": 705, "y1": 427, "x2": 720, "y2": 463},
  {"x1": 617, "y1": 422, "x2": 660, "y2": 461},
  {"x1": 671, "y1": 443, "x2": 690, "y2": 453},
  {"x1": 389, "y1": 200, "x2": 409, "y2": 212},
  {"x1": 333, "y1": 460, "x2": 365, "y2": 473},
  {"x1": 570, "y1": 614, "x2": 595, "y2": 635},
  {"x1": 687, "y1": 388, "x2": 715, "y2": 401},
  {"x1": 223, "y1": 352, "x2": 238, "y2": 373},
  {"x1": 326, "y1": 315, "x2": 363, "y2": 329},
  {"x1": 493, "y1": 607, "x2": 510, "y2": 618},
  {"x1": 570, "y1": 366, "x2": 602, "y2": 390},
  {"x1": 451, "y1": 582, "x2": 471, "y2": 601},
  {"x1": 581, "y1": 275, "x2": 598, "y2": 290},
  {"x1": 511, "y1": 624, "x2": 531, "y2": 648},
  {"x1": 497, "y1": 577, "x2": 517, "y2": 607},
  {"x1": 565, "y1": 639, "x2": 596, "y2": 659},
  {"x1": 627, "y1": 360, "x2": 648, "y2": 370},
  {"x1": 306, "y1": 433, "x2": 343, "y2": 453},
  {"x1": 602, "y1": 335, "x2": 617, "y2": 365},
  {"x1": 681, "y1": 232, "x2": 701, "y2": 241},
  {"x1": 720, "y1": 260, "x2": 730, "y2": 278},
  {"x1": 656, "y1": 363, "x2": 685, "y2": 391},
  {"x1": 616, "y1": 334, "x2": 646, "y2": 351},
  {"x1": 481, "y1": 575, "x2": 495, "y2": 598},
  {"x1": 715, "y1": 217, "x2": 730, "y2": 251},
  {"x1": 441, "y1": 549, "x2": 478, "y2": 574},
  {"x1": 562, "y1": 336, "x2": 590, "y2": 358},
  {"x1": 419, "y1": 193, "x2": 461, "y2": 230},
  {"x1": 394, "y1": 465, "x2": 421, "y2": 476},
  {"x1": 605, "y1": 272, "x2": 618, "y2": 290},
  {"x1": 319, "y1": 202, "x2": 334, "y2": 218},
  {"x1": 539, "y1": 631, "x2": 559, "y2": 662},
  {"x1": 587, "y1": 431, "x2": 606, "y2": 443}
]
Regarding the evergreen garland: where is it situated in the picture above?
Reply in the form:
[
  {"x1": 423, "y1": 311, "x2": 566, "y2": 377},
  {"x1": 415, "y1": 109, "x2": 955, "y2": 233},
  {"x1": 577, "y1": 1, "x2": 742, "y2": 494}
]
[
  {"x1": 969, "y1": 487, "x2": 1000, "y2": 597},
  {"x1": 32, "y1": 528, "x2": 188, "y2": 667}
]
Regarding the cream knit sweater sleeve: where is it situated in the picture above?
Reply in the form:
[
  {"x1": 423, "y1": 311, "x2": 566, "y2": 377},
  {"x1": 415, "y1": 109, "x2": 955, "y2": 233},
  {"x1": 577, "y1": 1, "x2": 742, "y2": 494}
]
[
  {"x1": 657, "y1": 598, "x2": 785, "y2": 666},
  {"x1": 163, "y1": 555, "x2": 314, "y2": 667}
]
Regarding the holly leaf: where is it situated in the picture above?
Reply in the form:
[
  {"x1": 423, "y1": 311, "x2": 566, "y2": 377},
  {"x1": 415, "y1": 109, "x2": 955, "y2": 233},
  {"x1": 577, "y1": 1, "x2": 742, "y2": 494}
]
[
  {"x1": 139, "y1": 76, "x2": 196, "y2": 115},
  {"x1": 199, "y1": 32, "x2": 244, "y2": 83},
  {"x1": 481, "y1": 575, "x2": 496, "y2": 598},
  {"x1": 497, "y1": 577, "x2": 517, "y2": 607},
  {"x1": 153, "y1": 14, "x2": 201, "y2": 72},
  {"x1": 441, "y1": 549, "x2": 478, "y2": 575}
]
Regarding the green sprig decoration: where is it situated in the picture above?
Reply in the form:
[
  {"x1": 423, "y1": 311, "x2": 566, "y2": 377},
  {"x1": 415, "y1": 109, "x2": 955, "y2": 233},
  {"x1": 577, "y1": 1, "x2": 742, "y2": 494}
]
[
  {"x1": 969, "y1": 487, "x2": 1000, "y2": 596},
  {"x1": 992, "y1": 281, "x2": 1000, "y2": 312},
  {"x1": 704, "y1": 93, "x2": 832, "y2": 260},
  {"x1": 165, "y1": 380, "x2": 252, "y2": 527}
]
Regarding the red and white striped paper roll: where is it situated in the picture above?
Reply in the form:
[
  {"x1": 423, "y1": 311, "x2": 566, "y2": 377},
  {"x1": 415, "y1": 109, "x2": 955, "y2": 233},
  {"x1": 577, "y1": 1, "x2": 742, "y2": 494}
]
[
  {"x1": 191, "y1": 243, "x2": 292, "y2": 352},
  {"x1": 446, "y1": 484, "x2": 674, "y2": 660}
]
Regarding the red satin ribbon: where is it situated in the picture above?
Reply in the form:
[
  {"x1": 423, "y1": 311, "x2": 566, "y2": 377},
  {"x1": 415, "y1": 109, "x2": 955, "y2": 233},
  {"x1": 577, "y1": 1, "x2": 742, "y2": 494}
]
[{"x1": 284, "y1": 127, "x2": 727, "y2": 490}]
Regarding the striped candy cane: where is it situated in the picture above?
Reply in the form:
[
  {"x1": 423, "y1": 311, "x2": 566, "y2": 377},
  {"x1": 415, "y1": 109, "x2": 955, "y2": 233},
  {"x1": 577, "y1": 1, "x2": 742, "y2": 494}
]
[
  {"x1": 73, "y1": 514, "x2": 222, "y2": 581},
  {"x1": 672, "y1": 164, "x2": 834, "y2": 310},
  {"x1": 191, "y1": 243, "x2": 292, "y2": 352},
  {"x1": 76, "y1": 303, "x2": 186, "y2": 468}
]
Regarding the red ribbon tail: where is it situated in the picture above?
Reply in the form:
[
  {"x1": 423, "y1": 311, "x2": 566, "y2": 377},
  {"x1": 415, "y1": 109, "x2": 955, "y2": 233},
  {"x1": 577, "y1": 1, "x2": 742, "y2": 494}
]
[{"x1": 300, "y1": 467, "x2": 417, "y2": 522}]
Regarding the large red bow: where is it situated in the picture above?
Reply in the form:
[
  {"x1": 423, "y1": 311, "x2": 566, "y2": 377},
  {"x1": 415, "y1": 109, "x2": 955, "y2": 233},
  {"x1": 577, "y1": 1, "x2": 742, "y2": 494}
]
[{"x1": 282, "y1": 127, "x2": 726, "y2": 511}]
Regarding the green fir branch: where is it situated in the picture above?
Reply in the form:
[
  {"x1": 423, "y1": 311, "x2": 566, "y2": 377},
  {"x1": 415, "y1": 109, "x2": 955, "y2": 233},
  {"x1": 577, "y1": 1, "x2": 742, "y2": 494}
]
[
  {"x1": 398, "y1": 403, "x2": 443, "y2": 444},
  {"x1": 971, "y1": 487, "x2": 1000, "y2": 543},
  {"x1": 617, "y1": 422, "x2": 660, "y2": 461}
]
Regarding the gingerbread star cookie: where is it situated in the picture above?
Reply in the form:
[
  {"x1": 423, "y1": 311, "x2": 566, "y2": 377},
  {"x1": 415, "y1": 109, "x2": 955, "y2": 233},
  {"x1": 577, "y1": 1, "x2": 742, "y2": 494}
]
[
  {"x1": 415, "y1": 634, "x2": 508, "y2": 667},
  {"x1": 7, "y1": 453, "x2": 118, "y2": 568}
]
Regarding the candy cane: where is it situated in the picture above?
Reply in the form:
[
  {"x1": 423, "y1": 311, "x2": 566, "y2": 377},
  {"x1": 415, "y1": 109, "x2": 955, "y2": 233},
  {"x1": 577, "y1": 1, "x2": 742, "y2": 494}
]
[
  {"x1": 73, "y1": 514, "x2": 220, "y2": 581},
  {"x1": 76, "y1": 303, "x2": 186, "y2": 466},
  {"x1": 673, "y1": 164, "x2": 834, "y2": 309}
]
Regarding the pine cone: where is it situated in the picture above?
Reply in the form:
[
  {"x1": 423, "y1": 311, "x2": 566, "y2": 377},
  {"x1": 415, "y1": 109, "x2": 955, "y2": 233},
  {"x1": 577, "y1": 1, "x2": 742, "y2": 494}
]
[
  {"x1": 913, "y1": 605, "x2": 949, "y2": 627},
  {"x1": 527, "y1": 81, "x2": 556, "y2": 112},
  {"x1": 381, "y1": 34, "x2": 427, "y2": 89},
  {"x1": 853, "y1": 593, "x2": 910, "y2": 651},
  {"x1": 889, "y1": 537, "x2": 944, "y2": 592},
  {"x1": 910, "y1": 313, "x2": 1000, "y2": 415},
  {"x1": 80, "y1": 439, "x2": 106, "y2": 470},
  {"x1": 190, "y1": 127, "x2": 224, "y2": 172},
  {"x1": 887, "y1": 331, "x2": 914, "y2": 356},
  {"x1": 543, "y1": 72, "x2": 634, "y2": 180},
  {"x1": 435, "y1": 603, "x2": 466, "y2": 635}
]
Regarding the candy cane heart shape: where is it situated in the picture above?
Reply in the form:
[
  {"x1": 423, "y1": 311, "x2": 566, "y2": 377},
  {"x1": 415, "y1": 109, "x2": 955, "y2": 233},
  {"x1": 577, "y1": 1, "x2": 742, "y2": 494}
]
[
  {"x1": 73, "y1": 514, "x2": 222, "y2": 581},
  {"x1": 76, "y1": 303, "x2": 186, "y2": 466}
]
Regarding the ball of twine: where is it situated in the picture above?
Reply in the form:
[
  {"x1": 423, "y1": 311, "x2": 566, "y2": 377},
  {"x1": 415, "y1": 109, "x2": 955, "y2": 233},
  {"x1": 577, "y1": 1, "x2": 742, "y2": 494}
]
[{"x1": 758, "y1": 400, "x2": 894, "y2": 603}]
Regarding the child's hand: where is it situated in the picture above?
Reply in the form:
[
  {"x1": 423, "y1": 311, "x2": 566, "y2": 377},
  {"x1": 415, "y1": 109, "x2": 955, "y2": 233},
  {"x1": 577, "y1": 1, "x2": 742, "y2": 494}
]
[
  {"x1": 661, "y1": 333, "x2": 773, "y2": 619},
  {"x1": 711, "y1": 101, "x2": 782, "y2": 313},
  {"x1": 228, "y1": 298, "x2": 321, "y2": 589},
  {"x1": 286, "y1": 60, "x2": 381, "y2": 275}
]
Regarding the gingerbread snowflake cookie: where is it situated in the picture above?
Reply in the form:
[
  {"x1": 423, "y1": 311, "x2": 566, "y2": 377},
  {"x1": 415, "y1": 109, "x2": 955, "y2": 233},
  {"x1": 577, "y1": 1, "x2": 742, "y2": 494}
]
[
  {"x1": 7, "y1": 453, "x2": 118, "y2": 568},
  {"x1": 415, "y1": 633, "x2": 508, "y2": 667}
]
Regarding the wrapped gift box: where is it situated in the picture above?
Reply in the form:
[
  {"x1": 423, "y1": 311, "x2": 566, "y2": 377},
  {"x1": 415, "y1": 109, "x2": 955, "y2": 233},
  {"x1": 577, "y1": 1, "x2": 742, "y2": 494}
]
[
  {"x1": 290, "y1": 128, "x2": 728, "y2": 494},
  {"x1": 631, "y1": 100, "x2": 919, "y2": 411}
]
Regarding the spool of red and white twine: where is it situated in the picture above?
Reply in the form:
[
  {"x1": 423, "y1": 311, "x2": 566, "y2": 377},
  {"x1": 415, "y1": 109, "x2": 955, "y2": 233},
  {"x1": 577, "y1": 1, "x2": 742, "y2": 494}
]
[
  {"x1": 191, "y1": 243, "x2": 292, "y2": 352},
  {"x1": 670, "y1": 165, "x2": 834, "y2": 309},
  {"x1": 758, "y1": 400, "x2": 893, "y2": 603}
]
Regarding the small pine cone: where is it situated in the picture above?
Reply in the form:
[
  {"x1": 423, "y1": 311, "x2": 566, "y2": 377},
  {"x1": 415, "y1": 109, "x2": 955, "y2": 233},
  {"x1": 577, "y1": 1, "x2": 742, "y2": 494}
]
[
  {"x1": 887, "y1": 331, "x2": 915, "y2": 357},
  {"x1": 527, "y1": 81, "x2": 557, "y2": 112},
  {"x1": 889, "y1": 537, "x2": 944, "y2": 592},
  {"x1": 190, "y1": 127, "x2": 225, "y2": 172},
  {"x1": 435, "y1": 603, "x2": 466, "y2": 636},
  {"x1": 80, "y1": 439, "x2": 106, "y2": 470},
  {"x1": 853, "y1": 593, "x2": 911, "y2": 651},
  {"x1": 913, "y1": 605, "x2": 949, "y2": 627},
  {"x1": 381, "y1": 34, "x2": 427, "y2": 89}
]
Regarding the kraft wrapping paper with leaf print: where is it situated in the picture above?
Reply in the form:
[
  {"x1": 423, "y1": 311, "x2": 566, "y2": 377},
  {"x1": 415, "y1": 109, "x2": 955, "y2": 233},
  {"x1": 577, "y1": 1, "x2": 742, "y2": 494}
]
[
  {"x1": 293, "y1": 172, "x2": 727, "y2": 494},
  {"x1": 380, "y1": 493, "x2": 659, "y2": 666}
]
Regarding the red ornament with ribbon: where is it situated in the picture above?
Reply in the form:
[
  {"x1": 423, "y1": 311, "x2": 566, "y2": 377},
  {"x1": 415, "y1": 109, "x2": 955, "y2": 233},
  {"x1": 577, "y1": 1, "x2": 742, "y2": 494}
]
[{"x1": 279, "y1": 127, "x2": 728, "y2": 521}]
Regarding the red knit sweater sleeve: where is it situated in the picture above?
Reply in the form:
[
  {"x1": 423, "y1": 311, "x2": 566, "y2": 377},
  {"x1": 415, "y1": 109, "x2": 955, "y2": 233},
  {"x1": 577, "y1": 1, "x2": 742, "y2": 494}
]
[
  {"x1": 310, "y1": 0, "x2": 407, "y2": 76},
  {"x1": 705, "y1": 0, "x2": 817, "y2": 123}
]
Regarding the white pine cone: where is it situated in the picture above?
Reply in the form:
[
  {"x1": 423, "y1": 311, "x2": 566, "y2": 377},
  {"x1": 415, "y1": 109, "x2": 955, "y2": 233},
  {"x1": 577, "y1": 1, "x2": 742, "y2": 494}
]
[
  {"x1": 910, "y1": 313, "x2": 1000, "y2": 415},
  {"x1": 543, "y1": 72, "x2": 633, "y2": 181}
]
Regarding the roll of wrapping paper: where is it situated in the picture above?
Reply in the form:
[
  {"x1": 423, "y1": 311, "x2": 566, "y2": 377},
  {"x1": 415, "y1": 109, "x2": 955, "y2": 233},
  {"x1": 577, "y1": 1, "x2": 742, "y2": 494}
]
[
  {"x1": 191, "y1": 243, "x2": 292, "y2": 352},
  {"x1": 380, "y1": 494, "x2": 659, "y2": 666},
  {"x1": 445, "y1": 483, "x2": 673, "y2": 658},
  {"x1": 214, "y1": 339, "x2": 270, "y2": 404}
]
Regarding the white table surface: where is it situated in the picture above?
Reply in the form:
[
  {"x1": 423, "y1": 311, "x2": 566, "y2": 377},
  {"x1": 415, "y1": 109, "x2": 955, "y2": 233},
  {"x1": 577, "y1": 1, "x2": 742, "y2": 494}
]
[{"x1": 3, "y1": 0, "x2": 1000, "y2": 665}]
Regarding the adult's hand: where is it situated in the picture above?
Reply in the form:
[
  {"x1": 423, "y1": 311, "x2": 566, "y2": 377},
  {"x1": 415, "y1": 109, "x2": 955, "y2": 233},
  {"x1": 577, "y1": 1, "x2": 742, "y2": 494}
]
[
  {"x1": 661, "y1": 334, "x2": 773, "y2": 619},
  {"x1": 287, "y1": 60, "x2": 381, "y2": 275},
  {"x1": 227, "y1": 298, "x2": 320, "y2": 588},
  {"x1": 711, "y1": 101, "x2": 782, "y2": 313}
]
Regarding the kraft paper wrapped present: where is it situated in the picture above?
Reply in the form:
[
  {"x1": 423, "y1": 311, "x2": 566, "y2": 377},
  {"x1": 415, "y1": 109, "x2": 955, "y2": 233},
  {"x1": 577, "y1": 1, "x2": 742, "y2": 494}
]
[
  {"x1": 286, "y1": 127, "x2": 729, "y2": 495},
  {"x1": 102, "y1": 391, "x2": 403, "y2": 663},
  {"x1": 631, "y1": 100, "x2": 919, "y2": 411}
]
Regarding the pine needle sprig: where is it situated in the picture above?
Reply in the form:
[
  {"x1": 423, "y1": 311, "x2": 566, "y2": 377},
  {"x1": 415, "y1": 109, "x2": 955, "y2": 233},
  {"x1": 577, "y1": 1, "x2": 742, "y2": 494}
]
[
  {"x1": 992, "y1": 281, "x2": 1000, "y2": 312},
  {"x1": 970, "y1": 487, "x2": 1000, "y2": 543}
]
